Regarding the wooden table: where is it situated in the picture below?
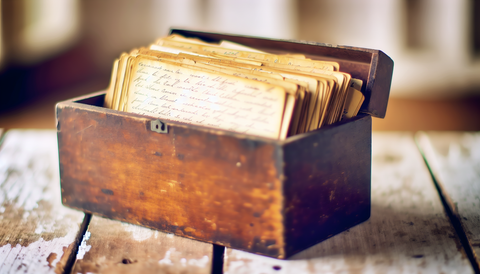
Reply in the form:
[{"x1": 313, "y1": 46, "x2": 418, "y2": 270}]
[{"x1": 0, "y1": 130, "x2": 478, "y2": 274}]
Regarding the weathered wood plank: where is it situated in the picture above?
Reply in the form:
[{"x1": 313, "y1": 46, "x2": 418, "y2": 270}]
[
  {"x1": 71, "y1": 215, "x2": 213, "y2": 273},
  {"x1": 223, "y1": 132, "x2": 474, "y2": 274},
  {"x1": 0, "y1": 130, "x2": 86, "y2": 274},
  {"x1": 417, "y1": 131, "x2": 480, "y2": 266}
]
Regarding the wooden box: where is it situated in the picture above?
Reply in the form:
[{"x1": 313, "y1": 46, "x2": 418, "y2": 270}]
[{"x1": 56, "y1": 29, "x2": 393, "y2": 259}]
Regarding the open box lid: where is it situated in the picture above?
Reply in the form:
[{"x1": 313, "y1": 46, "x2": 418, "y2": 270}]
[{"x1": 169, "y1": 28, "x2": 394, "y2": 119}]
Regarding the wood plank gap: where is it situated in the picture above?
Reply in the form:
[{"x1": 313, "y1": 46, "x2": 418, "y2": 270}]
[
  {"x1": 63, "y1": 213, "x2": 92, "y2": 274},
  {"x1": 0, "y1": 129, "x2": 5, "y2": 148},
  {"x1": 211, "y1": 244, "x2": 225, "y2": 274},
  {"x1": 415, "y1": 132, "x2": 480, "y2": 274}
]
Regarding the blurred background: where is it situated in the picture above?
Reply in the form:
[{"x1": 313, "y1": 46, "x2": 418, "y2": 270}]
[{"x1": 0, "y1": 0, "x2": 479, "y2": 131}]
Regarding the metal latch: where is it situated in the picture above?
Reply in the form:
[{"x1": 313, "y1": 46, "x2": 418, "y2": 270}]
[{"x1": 151, "y1": 119, "x2": 168, "y2": 134}]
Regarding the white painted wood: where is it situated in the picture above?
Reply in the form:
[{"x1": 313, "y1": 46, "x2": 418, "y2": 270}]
[
  {"x1": 0, "y1": 130, "x2": 85, "y2": 273},
  {"x1": 417, "y1": 131, "x2": 480, "y2": 264},
  {"x1": 72, "y1": 216, "x2": 213, "y2": 273},
  {"x1": 224, "y1": 132, "x2": 474, "y2": 274}
]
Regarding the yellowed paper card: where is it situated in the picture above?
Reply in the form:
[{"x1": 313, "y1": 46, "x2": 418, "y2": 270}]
[
  {"x1": 104, "y1": 58, "x2": 119, "y2": 109},
  {"x1": 342, "y1": 78, "x2": 364, "y2": 120},
  {"x1": 125, "y1": 57, "x2": 287, "y2": 139}
]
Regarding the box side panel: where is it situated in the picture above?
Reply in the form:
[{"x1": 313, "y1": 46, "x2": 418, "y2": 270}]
[
  {"x1": 283, "y1": 115, "x2": 371, "y2": 257},
  {"x1": 363, "y1": 51, "x2": 394, "y2": 118},
  {"x1": 56, "y1": 104, "x2": 285, "y2": 258}
]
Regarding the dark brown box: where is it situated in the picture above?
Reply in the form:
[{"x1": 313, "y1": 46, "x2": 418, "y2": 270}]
[{"x1": 56, "y1": 29, "x2": 393, "y2": 259}]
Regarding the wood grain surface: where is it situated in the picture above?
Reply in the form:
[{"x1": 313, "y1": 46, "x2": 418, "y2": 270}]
[
  {"x1": 417, "y1": 131, "x2": 480, "y2": 267},
  {"x1": 223, "y1": 132, "x2": 474, "y2": 274},
  {"x1": 71, "y1": 215, "x2": 213, "y2": 274},
  {"x1": 57, "y1": 100, "x2": 288, "y2": 258},
  {"x1": 0, "y1": 130, "x2": 86, "y2": 274}
]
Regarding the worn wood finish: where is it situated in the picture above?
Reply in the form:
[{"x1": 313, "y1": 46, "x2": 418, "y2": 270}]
[
  {"x1": 223, "y1": 132, "x2": 474, "y2": 273},
  {"x1": 57, "y1": 97, "x2": 286, "y2": 258},
  {"x1": 72, "y1": 216, "x2": 213, "y2": 274},
  {"x1": 417, "y1": 131, "x2": 480, "y2": 266},
  {"x1": 0, "y1": 130, "x2": 86, "y2": 274},
  {"x1": 57, "y1": 92, "x2": 373, "y2": 258},
  {"x1": 170, "y1": 28, "x2": 394, "y2": 118},
  {"x1": 282, "y1": 114, "x2": 371, "y2": 257}
]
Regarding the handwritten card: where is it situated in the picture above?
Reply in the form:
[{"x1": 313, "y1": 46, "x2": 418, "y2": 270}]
[{"x1": 125, "y1": 57, "x2": 287, "y2": 139}]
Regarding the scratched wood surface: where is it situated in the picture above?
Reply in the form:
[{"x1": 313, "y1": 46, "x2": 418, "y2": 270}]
[
  {"x1": 223, "y1": 132, "x2": 474, "y2": 274},
  {"x1": 0, "y1": 130, "x2": 86, "y2": 274},
  {"x1": 71, "y1": 215, "x2": 213, "y2": 274},
  {"x1": 417, "y1": 131, "x2": 480, "y2": 265}
]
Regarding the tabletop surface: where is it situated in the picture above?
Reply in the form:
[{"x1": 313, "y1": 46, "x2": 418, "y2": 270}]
[{"x1": 0, "y1": 129, "x2": 478, "y2": 274}]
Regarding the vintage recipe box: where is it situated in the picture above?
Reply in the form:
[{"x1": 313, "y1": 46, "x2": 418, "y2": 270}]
[{"x1": 56, "y1": 29, "x2": 394, "y2": 259}]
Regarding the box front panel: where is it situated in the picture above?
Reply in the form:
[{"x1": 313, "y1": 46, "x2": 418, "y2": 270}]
[
  {"x1": 283, "y1": 115, "x2": 372, "y2": 257},
  {"x1": 57, "y1": 103, "x2": 285, "y2": 258}
]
